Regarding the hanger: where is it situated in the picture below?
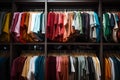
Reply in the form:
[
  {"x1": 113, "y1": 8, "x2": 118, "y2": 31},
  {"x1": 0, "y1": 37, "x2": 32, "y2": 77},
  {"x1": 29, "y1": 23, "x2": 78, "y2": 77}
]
[
  {"x1": 0, "y1": 46, "x2": 9, "y2": 57},
  {"x1": 20, "y1": 45, "x2": 44, "y2": 57}
]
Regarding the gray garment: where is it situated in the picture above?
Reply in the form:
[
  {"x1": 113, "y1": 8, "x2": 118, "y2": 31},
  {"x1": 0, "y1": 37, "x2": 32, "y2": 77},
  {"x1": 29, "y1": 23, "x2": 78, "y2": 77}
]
[
  {"x1": 78, "y1": 56, "x2": 87, "y2": 80},
  {"x1": 85, "y1": 57, "x2": 89, "y2": 80},
  {"x1": 69, "y1": 57, "x2": 78, "y2": 80},
  {"x1": 0, "y1": 12, "x2": 6, "y2": 35}
]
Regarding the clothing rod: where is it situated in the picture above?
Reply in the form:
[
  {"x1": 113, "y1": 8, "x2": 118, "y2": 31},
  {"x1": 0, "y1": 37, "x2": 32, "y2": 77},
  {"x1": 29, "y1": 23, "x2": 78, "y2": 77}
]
[
  {"x1": 104, "y1": 9, "x2": 120, "y2": 12},
  {"x1": 0, "y1": 8, "x2": 12, "y2": 11},
  {"x1": 17, "y1": 8, "x2": 45, "y2": 11},
  {"x1": 49, "y1": 8, "x2": 95, "y2": 11}
]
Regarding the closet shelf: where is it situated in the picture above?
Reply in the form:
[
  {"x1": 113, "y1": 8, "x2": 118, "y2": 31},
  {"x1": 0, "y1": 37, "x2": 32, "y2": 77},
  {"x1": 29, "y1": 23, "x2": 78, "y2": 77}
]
[
  {"x1": 48, "y1": 0, "x2": 97, "y2": 3},
  {"x1": 103, "y1": 43, "x2": 120, "y2": 46},
  {"x1": 0, "y1": 43, "x2": 10, "y2": 45},
  {"x1": 0, "y1": 0, "x2": 12, "y2": 8},
  {"x1": 0, "y1": 0, "x2": 11, "y2": 3},
  {"x1": 103, "y1": 0, "x2": 120, "y2": 3},
  {"x1": 15, "y1": 0, "x2": 45, "y2": 3},
  {"x1": 48, "y1": 0, "x2": 98, "y2": 6},
  {"x1": 12, "y1": 43, "x2": 45, "y2": 45},
  {"x1": 47, "y1": 42, "x2": 100, "y2": 45}
]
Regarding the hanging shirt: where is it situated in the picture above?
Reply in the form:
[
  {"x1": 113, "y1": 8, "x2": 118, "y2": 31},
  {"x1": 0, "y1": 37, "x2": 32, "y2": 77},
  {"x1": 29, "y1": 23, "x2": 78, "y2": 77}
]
[
  {"x1": 78, "y1": 56, "x2": 86, "y2": 80},
  {"x1": 22, "y1": 56, "x2": 32, "y2": 79},
  {"x1": 103, "y1": 13, "x2": 111, "y2": 42},
  {"x1": 14, "y1": 12, "x2": 23, "y2": 37},
  {"x1": 70, "y1": 56, "x2": 75, "y2": 72},
  {"x1": 27, "y1": 12, "x2": 32, "y2": 34},
  {"x1": 90, "y1": 12, "x2": 96, "y2": 41},
  {"x1": 3, "y1": 13, "x2": 11, "y2": 34},
  {"x1": 11, "y1": 57, "x2": 27, "y2": 80},
  {"x1": 92, "y1": 57, "x2": 101, "y2": 80},
  {"x1": 109, "y1": 57, "x2": 115, "y2": 80},
  {"x1": 0, "y1": 13, "x2": 11, "y2": 42},
  {"x1": 0, "y1": 57, "x2": 10, "y2": 80},
  {"x1": 113, "y1": 13, "x2": 119, "y2": 43},
  {"x1": 10, "y1": 12, "x2": 19, "y2": 33},
  {"x1": 46, "y1": 56, "x2": 56, "y2": 80},
  {"x1": 42, "y1": 13, "x2": 45, "y2": 34},
  {"x1": 19, "y1": 12, "x2": 27, "y2": 43},
  {"x1": 27, "y1": 56, "x2": 38, "y2": 80},
  {"x1": 72, "y1": 11, "x2": 80, "y2": 31},
  {"x1": 35, "y1": 56, "x2": 45, "y2": 80},
  {"x1": 33, "y1": 13, "x2": 41, "y2": 33},
  {"x1": 94, "y1": 12, "x2": 100, "y2": 42},
  {"x1": 87, "y1": 56, "x2": 95, "y2": 80},
  {"x1": 0, "y1": 12, "x2": 6, "y2": 35}
]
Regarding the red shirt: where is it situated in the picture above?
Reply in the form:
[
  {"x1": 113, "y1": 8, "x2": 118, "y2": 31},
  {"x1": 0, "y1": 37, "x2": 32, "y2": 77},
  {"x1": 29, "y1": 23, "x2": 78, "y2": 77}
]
[
  {"x1": 19, "y1": 12, "x2": 27, "y2": 43},
  {"x1": 11, "y1": 57, "x2": 27, "y2": 80}
]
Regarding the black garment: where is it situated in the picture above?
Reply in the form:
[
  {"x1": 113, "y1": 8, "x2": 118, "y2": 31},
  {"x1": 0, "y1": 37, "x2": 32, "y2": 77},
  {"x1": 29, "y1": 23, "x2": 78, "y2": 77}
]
[
  {"x1": 0, "y1": 57, "x2": 10, "y2": 80},
  {"x1": 73, "y1": 57, "x2": 77, "y2": 80},
  {"x1": 0, "y1": 12, "x2": 6, "y2": 35},
  {"x1": 69, "y1": 56, "x2": 71, "y2": 74},
  {"x1": 74, "y1": 57, "x2": 78, "y2": 80},
  {"x1": 110, "y1": 13, "x2": 115, "y2": 29},
  {"x1": 87, "y1": 56, "x2": 95, "y2": 80},
  {"x1": 111, "y1": 57, "x2": 120, "y2": 80},
  {"x1": 84, "y1": 13, "x2": 90, "y2": 40},
  {"x1": 79, "y1": 13, "x2": 88, "y2": 42},
  {"x1": 81, "y1": 13, "x2": 86, "y2": 36},
  {"x1": 110, "y1": 13, "x2": 115, "y2": 42}
]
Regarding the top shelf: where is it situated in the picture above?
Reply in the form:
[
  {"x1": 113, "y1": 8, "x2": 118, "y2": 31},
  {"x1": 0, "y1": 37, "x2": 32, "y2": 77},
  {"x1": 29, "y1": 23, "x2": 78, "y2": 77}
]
[
  {"x1": 15, "y1": 0, "x2": 45, "y2": 3},
  {"x1": 102, "y1": 0, "x2": 120, "y2": 7},
  {"x1": 0, "y1": 0, "x2": 11, "y2": 3},
  {"x1": 14, "y1": 0, "x2": 97, "y2": 3},
  {"x1": 0, "y1": 0, "x2": 12, "y2": 8},
  {"x1": 47, "y1": 0, "x2": 98, "y2": 7},
  {"x1": 48, "y1": 0, "x2": 98, "y2": 2},
  {"x1": 102, "y1": 0, "x2": 120, "y2": 6},
  {"x1": 102, "y1": 0, "x2": 120, "y2": 3}
]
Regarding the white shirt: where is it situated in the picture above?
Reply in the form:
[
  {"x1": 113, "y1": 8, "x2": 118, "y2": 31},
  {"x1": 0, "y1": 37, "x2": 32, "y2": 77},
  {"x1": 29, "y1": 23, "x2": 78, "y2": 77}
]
[
  {"x1": 27, "y1": 56, "x2": 38, "y2": 80},
  {"x1": 109, "y1": 57, "x2": 115, "y2": 80},
  {"x1": 42, "y1": 13, "x2": 45, "y2": 34},
  {"x1": 70, "y1": 56, "x2": 75, "y2": 72}
]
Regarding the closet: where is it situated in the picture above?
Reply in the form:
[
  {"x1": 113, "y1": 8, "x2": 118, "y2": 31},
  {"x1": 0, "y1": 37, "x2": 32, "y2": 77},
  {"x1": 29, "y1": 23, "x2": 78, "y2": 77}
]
[{"x1": 0, "y1": 0, "x2": 120, "y2": 80}]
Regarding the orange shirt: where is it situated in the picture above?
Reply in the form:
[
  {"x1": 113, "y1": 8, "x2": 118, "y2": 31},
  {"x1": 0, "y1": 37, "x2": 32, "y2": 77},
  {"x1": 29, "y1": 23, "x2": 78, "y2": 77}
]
[{"x1": 105, "y1": 58, "x2": 111, "y2": 80}]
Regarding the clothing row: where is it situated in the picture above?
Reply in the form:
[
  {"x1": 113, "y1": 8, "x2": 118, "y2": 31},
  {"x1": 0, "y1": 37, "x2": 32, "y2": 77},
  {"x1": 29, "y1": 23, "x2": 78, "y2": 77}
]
[
  {"x1": 11, "y1": 56, "x2": 45, "y2": 80},
  {"x1": 103, "y1": 12, "x2": 120, "y2": 43},
  {"x1": 46, "y1": 55, "x2": 101, "y2": 80},
  {"x1": 47, "y1": 11, "x2": 100, "y2": 42},
  {"x1": 0, "y1": 12, "x2": 11, "y2": 42},
  {"x1": 105, "y1": 56, "x2": 120, "y2": 80},
  {"x1": 10, "y1": 12, "x2": 45, "y2": 43}
]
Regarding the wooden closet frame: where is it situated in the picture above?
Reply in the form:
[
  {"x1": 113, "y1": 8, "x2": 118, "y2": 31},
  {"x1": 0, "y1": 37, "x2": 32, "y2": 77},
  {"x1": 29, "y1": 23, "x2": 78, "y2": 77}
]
[{"x1": 0, "y1": 0, "x2": 120, "y2": 80}]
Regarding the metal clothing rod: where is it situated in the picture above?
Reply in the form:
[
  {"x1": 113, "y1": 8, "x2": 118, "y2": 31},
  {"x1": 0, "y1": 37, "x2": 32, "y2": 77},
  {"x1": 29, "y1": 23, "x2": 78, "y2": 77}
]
[
  {"x1": 104, "y1": 9, "x2": 120, "y2": 12},
  {"x1": 18, "y1": 8, "x2": 45, "y2": 12},
  {"x1": 0, "y1": 8, "x2": 12, "y2": 11},
  {"x1": 49, "y1": 8, "x2": 94, "y2": 11}
]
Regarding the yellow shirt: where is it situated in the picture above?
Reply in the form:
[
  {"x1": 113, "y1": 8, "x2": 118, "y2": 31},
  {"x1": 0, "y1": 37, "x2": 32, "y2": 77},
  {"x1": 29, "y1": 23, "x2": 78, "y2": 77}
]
[
  {"x1": 22, "y1": 56, "x2": 32, "y2": 79},
  {"x1": 3, "y1": 13, "x2": 11, "y2": 34},
  {"x1": 0, "y1": 13, "x2": 11, "y2": 42}
]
